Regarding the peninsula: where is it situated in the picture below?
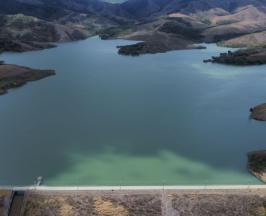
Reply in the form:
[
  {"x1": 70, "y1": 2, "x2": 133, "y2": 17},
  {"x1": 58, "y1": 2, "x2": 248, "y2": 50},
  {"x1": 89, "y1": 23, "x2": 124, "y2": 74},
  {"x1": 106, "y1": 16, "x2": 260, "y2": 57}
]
[
  {"x1": 0, "y1": 63, "x2": 55, "y2": 95},
  {"x1": 248, "y1": 151, "x2": 266, "y2": 183},
  {"x1": 204, "y1": 46, "x2": 266, "y2": 65}
]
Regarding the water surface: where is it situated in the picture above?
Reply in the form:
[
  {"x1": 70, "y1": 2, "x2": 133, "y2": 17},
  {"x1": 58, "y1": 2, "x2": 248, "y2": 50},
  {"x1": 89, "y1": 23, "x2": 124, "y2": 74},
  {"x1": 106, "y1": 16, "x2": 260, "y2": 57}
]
[{"x1": 0, "y1": 37, "x2": 265, "y2": 185}]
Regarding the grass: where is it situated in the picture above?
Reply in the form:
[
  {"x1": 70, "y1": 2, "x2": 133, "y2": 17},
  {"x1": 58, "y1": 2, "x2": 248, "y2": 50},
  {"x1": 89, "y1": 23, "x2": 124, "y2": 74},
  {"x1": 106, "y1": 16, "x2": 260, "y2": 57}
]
[{"x1": 94, "y1": 197, "x2": 128, "y2": 216}]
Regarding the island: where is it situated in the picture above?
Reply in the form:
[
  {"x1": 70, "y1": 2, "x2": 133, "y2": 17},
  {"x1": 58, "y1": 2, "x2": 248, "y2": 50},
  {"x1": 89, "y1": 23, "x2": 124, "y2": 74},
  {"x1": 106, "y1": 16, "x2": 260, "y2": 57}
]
[{"x1": 0, "y1": 63, "x2": 55, "y2": 95}]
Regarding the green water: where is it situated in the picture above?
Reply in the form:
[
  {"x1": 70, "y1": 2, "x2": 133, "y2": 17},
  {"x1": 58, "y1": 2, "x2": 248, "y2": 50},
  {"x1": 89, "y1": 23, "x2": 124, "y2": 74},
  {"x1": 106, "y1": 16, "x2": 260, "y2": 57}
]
[{"x1": 0, "y1": 37, "x2": 265, "y2": 186}]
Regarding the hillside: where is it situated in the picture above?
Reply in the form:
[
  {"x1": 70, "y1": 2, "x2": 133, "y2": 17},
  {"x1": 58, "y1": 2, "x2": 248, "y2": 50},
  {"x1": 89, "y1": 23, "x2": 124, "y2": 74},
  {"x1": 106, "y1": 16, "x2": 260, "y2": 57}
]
[
  {"x1": 2, "y1": 0, "x2": 266, "y2": 55},
  {"x1": 116, "y1": 14, "x2": 207, "y2": 55},
  {"x1": 116, "y1": 4, "x2": 266, "y2": 55},
  {"x1": 220, "y1": 30, "x2": 266, "y2": 48},
  {"x1": 201, "y1": 5, "x2": 266, "y2": 42},
  {"x1": 0, "y1": 14, "x2": 93, "y2": 51},
  {"x1": 204, "y1": 46, "x2": 266, "y2": 65},
  {"x1": 0, "y1": 0, "x2": 129, "y2": 52},
  {"x1": 120, "y1": 0, "x2": 266, "y2": 19}
]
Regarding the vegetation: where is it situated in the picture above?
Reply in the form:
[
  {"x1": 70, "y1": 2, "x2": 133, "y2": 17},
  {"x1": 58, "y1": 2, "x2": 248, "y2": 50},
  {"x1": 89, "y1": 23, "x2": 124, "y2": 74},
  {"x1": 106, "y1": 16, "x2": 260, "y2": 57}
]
[
  {"x1": 217, "y1": 41, "x2": 246, "y2": 48},
  {"x1": 118, "y1": 42, "x2": 146, "y2": 56},
  {"x1": 248, "y1": 152, "x2": 266, "y2": 174},
  {"x1": 166, "y1": 17, "x2": 193, "y2": 27},
  {"x1": 216, "y1": 19, "x2": 237, "y2": 26},
  {"x1": 98, "y1": 25, "x2": 134, "y2": 40},
  {"x1": 212, "y1": 33, "x2": 245, "y2": 42},
  {"x1": 200, "y1": 18, "x2": 211, "y2": 25},
  {"x1": 158, "y1": 21, "x2": 202, "y2": 40},
  {"x1": 23, "y1": 193, "x2": 161, "y2": 216},
  {"x1": 204, "y1": 46, "x2": 266, "y2": 65}
]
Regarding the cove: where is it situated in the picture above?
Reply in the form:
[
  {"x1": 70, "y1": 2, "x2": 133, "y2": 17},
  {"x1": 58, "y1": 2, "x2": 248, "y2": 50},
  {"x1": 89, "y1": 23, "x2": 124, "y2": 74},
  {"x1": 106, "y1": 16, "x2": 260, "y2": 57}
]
[{"x1": 0, "y1": 37, "x2": 265, "y2": 186}]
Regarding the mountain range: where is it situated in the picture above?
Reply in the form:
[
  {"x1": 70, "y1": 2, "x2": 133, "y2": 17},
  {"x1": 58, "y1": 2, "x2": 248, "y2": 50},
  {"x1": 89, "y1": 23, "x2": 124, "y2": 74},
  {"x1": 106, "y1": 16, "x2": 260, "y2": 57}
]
[{"x1": 1, "y1": 0, "x2": 266, "y2": 54}]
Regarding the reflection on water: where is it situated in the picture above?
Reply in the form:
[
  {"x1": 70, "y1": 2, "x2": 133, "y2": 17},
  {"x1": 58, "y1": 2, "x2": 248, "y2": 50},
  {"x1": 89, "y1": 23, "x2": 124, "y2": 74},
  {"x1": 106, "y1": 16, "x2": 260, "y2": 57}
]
[{"x1": 0, "y1": 37, "x2": 265, "y2": 185}]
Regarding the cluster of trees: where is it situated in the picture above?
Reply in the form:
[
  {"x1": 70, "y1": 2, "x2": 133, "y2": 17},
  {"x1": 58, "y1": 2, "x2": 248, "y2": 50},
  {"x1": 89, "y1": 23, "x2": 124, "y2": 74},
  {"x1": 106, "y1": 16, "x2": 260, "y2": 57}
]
[
  {"x1": 207, "y1": 48, "x2": 266, "y2": 65},
  {"x1": 118, "y1": 42, "x2": 146, "y2": 56}
]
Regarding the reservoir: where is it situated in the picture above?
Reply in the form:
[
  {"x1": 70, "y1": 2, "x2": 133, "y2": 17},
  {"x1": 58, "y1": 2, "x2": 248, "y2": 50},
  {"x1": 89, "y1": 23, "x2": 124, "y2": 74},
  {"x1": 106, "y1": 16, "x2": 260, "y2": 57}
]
[{"x1": 0, "y1": 37, "x2": 265, "y2": 185}]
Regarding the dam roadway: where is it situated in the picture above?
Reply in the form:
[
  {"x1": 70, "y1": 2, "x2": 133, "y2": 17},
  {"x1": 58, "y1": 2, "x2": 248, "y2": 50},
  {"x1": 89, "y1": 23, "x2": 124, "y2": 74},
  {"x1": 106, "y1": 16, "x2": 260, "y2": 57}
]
[
  {"x1": 1, "y1": 185, "x2": 266, "y2": 215},
  {"x1": 7, "y1": 185, "x2": 266, "y2": 191}
]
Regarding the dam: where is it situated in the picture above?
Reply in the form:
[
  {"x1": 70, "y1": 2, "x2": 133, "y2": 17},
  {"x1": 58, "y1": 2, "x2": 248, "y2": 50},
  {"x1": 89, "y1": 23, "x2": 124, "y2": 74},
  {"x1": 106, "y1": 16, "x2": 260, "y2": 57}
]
[{"x1": 1, "y1": 185, "x2": 266, "y2": 215}]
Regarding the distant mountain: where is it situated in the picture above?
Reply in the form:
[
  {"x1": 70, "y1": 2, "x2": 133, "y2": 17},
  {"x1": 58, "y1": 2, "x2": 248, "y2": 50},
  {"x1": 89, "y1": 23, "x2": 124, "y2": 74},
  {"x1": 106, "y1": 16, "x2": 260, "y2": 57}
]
[
  {"x1": 120, "y1": 0, "x2": 266, "y2": 19},
  {"x1": 0, "y1": 0, "x2": 128, "y2": 20},
  {"x1": 0, "y1": 0, "x2": 130, "y2": 52},
  {"x1": 101, "y1": 0, "x2": 126, "y2": 3},
  {"x1": 1, "y1": 0, "x2": 266, "y2": 54},
  {"x1": 2, "y1": 0, "x2": 266, "y2": 21}
]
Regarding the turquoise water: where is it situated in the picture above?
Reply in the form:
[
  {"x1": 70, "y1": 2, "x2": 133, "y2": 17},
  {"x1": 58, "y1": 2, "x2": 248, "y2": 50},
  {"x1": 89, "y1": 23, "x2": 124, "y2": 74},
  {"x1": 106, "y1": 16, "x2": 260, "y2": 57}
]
[{"x1": 0, "y1": 37, "x2": 265, "y2": 186}]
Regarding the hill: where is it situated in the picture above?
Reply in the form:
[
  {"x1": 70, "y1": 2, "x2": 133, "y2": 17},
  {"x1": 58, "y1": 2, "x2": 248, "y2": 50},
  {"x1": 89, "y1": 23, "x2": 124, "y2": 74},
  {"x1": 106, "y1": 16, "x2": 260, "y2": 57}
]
[
  {"x1": 116, "y1": 4, "x2": 266, "y2": 55},
  {"x1": 2, "y1": 0, "x2": 266, "y2": 55},
  {"x1": 0, "y1": 0, "x2": 130, "y2": 52}
]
